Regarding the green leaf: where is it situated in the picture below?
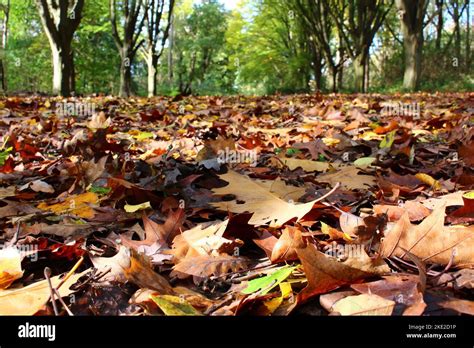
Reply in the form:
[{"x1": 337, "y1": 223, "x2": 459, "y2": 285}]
[
  {"x1": 354, "y1": 157, "x2": 376, "y2": 168},
  {"x1": 286, "y1": 148, "x2": 300, "y2": 156},
  {"x1": 133, "y1": 131, "x2": 154, "y2": 141},
  {"x1": 241, "y1": 265, "x2": 297, "y2": 295},
  {"x1": 150, "y1": 295, "x2": 202, "y2": 316},
  {"x1": 0, "y1": 147, "x2": 13, "y2": 166},
  {"x1": 379, "y1": 130, "x2": 396, "y2": 149},
  {"x1": 463, "y1": 191, "x2": 474, "y2": 199},
  {"x1": 124, "y1": 201, "x2": 151, "y2": 213},
  {"x1": 89, "y1": 186, "x2": 112, "y2": 195}
]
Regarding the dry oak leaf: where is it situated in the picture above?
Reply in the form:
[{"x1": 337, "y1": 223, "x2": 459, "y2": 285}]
[
  {"x1": 380, "y1": 204, "x2": 474, "y2": 267},
  {"x1": 373, "y1": 201, "x2": 431, "y2": 222},
  {"x1": 171, "y1": 254, "x2": 249, "y2": 280},
  {"x1": 272, "y1": 157, "x2": 331, "y2": 172},
  {"x1": 271, "y1": 226, "x2": 301, "y2": 262},
  {"x1": 169, "y1": 220, "x2": 234, "y2": 262},
  {"x1": 37, "y1": 192, "x2": 99, "y2": 219},
  {"x1": 0, "y1": 269, "x2": 89, "y2": 315},
  {"x1": 294, "y1": 230, "x2": 389, "y2": 304},
  {"x1": 256, "y1": 178, "x2": 308, "y2": 202},
  {"x1": 212, "y1": 171, "x2": 318, "y2": 227},
  {"x1": 122, "y1": 249, "x2": 174, "y2": 295},
  {"x1": 351, "y1": 274, "x2": 426, "y2": 316},
  {"x1": 121, "y1": 209, "x2": 185, "y2": 250},
  {"x1": 331, "y1": 293, "x2": 395, "y2": 316},
  {"x1": 421, "y1": 191, "x2": 468, "y2": 210},
  {"x1": 317, "y1": 166, "x2": 376, "y2": 190}
]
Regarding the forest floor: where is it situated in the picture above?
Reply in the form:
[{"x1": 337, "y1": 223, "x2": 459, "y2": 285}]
[{"x1": 0, "y1": 92, "x2": 473, "y2": 316}]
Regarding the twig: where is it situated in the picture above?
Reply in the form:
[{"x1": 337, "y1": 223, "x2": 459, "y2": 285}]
[
  {"x1": 313, "y1": 182, "x2": 341, "y2": 204},
  {"x1": 44, "y1": 267, "x2": 59, "y2": 316},
  {"x1": 53, "y1": 288, "x2": 74, "y2": 316},
  {"x1": 46, "y1": 256, "x2": 84, "y2": 304},
  {"x1": 56, "y1": 256, "x2": 84, "y2": 290},
  {"x1": 10, "y1": 222, "x2": 21, "y2": 246}
]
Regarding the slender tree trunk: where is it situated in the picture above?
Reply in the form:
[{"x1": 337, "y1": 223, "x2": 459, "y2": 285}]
[
  {"x1": 331, "y1": 65, "x2": 338, "y2": 93},
  {"x1": 0, "y1": 0, "x2": 9, "y2": 93},
  {"x1": 435, "y1": 0, "x2": 444, "y2": 49},
  {"x1": 396, "y1": 0, "x2": 427, "y2": 91},
  {"x1": 353, "y1": 53, "x2": 366, "y2": 93},
  {"x1": 51, "y1": 44, "x2": 74, "y2": 96},
  {"x1": 403, "y1": 32, "x2": 422, "y2": 90},
  {"x1": 454, "y1": 3, "x2": 462, "y2": 60},
  {"x1": 168, "y1": 13, "x2": 174, "y2": 83},
  {"x1": 146, "y1": 54, "x2": 158, "y2": 97},
  {"x1": 119, "y1": 51, "x2": 132, "y2": 97},
  {"x1": 337, "y1": 65, "x2": 343, "y2": 91},
  {"x1": 467, "y1": 0, "x2": 471, "y2": 70}
]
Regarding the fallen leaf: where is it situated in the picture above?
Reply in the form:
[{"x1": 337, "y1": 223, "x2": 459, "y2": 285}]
[
  {"x1": 171, "y1": 255, "x2": 249, "y2": 281},
  {"x1": 124, "y1": 201, "x2": 152, "y2": 213},
  {"x1": 212, "y1": 171, "x2": 317, "y2": 227},
  {"x1": 317, "y1": 166, "x2": 376, "y2": 190},
  {"x1": 380, "y1": 205, "x2": 474, "y2": 267},
  {"x1": 150, "y1": 295, "x2": 202, "y2": 316},
  {"x1": 37, "y1": 192, "x2": 99, "y2": 219},
  {"x1": 331, "y1": 293, "x2": 395, "y2": 315},
  {"x1": 0, "y1": 247, "x2": 23, "y2": 289},
  {"x1": 294, "y1": 230, "x2": 389, "y2": 304},
  {"x1": 241, "y1": 265, "x2": 297, "y2": 295},
  {"x1": 0, "y1": 270, "x2": 90, "y2": 315}
]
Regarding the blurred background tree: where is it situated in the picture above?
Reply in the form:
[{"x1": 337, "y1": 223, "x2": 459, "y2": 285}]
[{"x1": 3, "y1": 0, "x2": 472, "y2": 96}]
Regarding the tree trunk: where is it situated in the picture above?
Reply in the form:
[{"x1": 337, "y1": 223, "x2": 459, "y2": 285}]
[
  {"x1": 435, "y1": 0, "x2": 443, "y2": 49},
  {"x1": 51, "y1": 43, "x2": 74, "y2": 96},
  {"x1": 337, "y1": 65, "x2": 343, "y2": 91},
  {"x1": 35, "y1": 0, "x2": 83, "y2": 97},
  {"x1": 396, "y1": 0, "x2": 427, "y2": 91},
  {"x1": 454, "y1": 3, "x2": 462, "y2": 60},
  {"x1": 331, "y1": 65, "x2": 338, "y2": 93},
  {"x1": 467, "y1": 0, "x2": 471, "y2": 70},
  {"x1": 403, "y1": 32, "x2": 422, "y2": 90},
  {"x1": 146, "y1": 54, "x2": 158, "y2": 97},
  {"x1": 353, "y1": 54, "x2": 366, "y2": 93},
  {"x1": 119, "y1": 53, "x2": 132, "y2": 98}
]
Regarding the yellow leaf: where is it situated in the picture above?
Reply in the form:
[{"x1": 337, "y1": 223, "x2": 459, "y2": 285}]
[
  {"x1": 322, "y1": 137, "x2": 340, "y2": 146},
  {"x1": 124, "y1": 201, "x2": 152, "y2": 213},
  {"x1": 0, "y1": 270, "x2": 89, "y2": 315},
  {"x1": 332, "y1": 293, "x2": 395, "y2": 315},
  {"x1": 150, "y1": 295, "x2": 202, "y2": 316},
  {"x1": 0, "y1": 248, "x2": 23, "y2": 289},
  {"x1": 415, "y1": 173, "x2": 441, "y2": 191},
  {"x1": 37, "y1": 192, "x2": 98, "y2": 219},
  {"x1": 263, "y1": 282, "x2": 293, "y2": 314}
]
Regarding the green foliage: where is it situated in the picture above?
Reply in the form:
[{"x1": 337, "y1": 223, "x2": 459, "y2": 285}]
[{"x1": 2, "y1": 0, "x2": 472, "y2": 95}]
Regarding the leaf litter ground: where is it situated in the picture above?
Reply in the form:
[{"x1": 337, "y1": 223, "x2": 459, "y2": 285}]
[{"x1": 0, "y1": 92, "x2": 473, "y2": 316}]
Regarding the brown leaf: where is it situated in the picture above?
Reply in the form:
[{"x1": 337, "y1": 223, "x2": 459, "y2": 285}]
[
  {"x1": 317, "y1": 166, "x2": 376, "y2": 190},
  {"x1": 212, "y1": 171, "x2": 318, "y2": 227},
  {"x1": 171, "y1": 255, "x2": 249, "y2": 281},
  {"x1": 270, "y1": 226, "x2": 300, "y2": 262},
  {"x1": 374, "y1": 201, "x2": 431, "y2": 222},
  {"x1": 380, "y1": 205, "x2": 474, "y2": 267},
  {"x1": 294, "y1": 229, "x2": 389, "y2": 304}
]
